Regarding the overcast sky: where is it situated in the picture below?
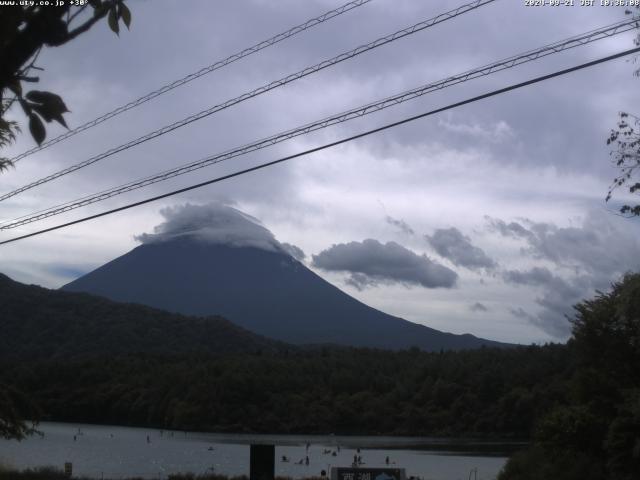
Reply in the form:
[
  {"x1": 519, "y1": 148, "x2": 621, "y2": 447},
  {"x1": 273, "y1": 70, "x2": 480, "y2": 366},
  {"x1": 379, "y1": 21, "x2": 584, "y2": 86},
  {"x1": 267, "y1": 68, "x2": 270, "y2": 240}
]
[{"x1": 2, "y1": 0, "x2": 640, "y2": 344}]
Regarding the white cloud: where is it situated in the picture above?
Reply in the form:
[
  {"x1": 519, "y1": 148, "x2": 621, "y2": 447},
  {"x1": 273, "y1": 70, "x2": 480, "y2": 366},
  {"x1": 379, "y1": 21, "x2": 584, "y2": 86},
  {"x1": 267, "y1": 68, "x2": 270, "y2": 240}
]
[
  {"x1": 437, "y1": 117, "x2": 515, "y2": 144},
  {"x1": 134, "y1": 203, "x2": 305, "y2": 260}
]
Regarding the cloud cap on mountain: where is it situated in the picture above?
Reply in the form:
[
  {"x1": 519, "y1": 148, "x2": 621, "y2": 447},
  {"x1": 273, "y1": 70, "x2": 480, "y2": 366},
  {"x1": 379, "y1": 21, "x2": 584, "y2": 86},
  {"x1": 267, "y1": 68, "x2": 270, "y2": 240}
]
[{"x1": 135, "y1": 203, "x2": 304, "y2": 259}]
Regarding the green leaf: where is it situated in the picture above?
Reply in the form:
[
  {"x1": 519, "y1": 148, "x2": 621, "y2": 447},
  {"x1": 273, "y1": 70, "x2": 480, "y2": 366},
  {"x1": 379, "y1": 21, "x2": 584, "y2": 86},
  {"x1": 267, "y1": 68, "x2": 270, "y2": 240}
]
[
  {"x1": 108, "y1": 7, "x2": 119, "y2": 35},
  {"x1": 31, "y1": 104, "x2": 67, "y2": 128},
  {"x1": 25, "y1": 90, "x2": 69, "y2": 113},
  {"x1": 25, "y1": 90, "x2": 49, "y2": 103},
  {"x1": 53, "y1": 113, "x2": 68, "y2": 129},
  {"x1": 120, "y1": 2, "x2": 132, "y2": 29},
  {"x1": 24, "y1": 91, "x2": 70, "y2": 129},
  {"x1": 31, "y1": 104, "x2": 54, "y2": 123},
  {"x1": 28, "y1": 113, "x2": 46, "y2": 145}
]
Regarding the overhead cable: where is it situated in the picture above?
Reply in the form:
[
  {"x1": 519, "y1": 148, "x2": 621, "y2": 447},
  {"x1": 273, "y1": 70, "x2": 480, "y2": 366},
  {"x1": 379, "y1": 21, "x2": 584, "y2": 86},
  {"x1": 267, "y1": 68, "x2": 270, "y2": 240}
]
[
  {"x1": 1, "y1": 46, "x2": 638, "y2": 246},
  {"x1": 0, "y1": 0, "x2": 497, "y2": 202},
  {"x1": 8, "y1": 0, "x2": 374, "y2": 163},
  {"x1": 0, "y1": 18, "x2": 634, "y2": 230}
]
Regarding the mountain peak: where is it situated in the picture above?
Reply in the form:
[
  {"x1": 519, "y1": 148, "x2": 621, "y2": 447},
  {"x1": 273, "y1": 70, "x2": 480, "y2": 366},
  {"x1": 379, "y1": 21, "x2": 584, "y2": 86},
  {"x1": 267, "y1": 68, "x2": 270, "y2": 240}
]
[
  {"x1": 62, "y1": 202, "x2": 508, "y2": 351},
  {"x1": 62, "y1": 239, "x2": 507, "y2": 351}
]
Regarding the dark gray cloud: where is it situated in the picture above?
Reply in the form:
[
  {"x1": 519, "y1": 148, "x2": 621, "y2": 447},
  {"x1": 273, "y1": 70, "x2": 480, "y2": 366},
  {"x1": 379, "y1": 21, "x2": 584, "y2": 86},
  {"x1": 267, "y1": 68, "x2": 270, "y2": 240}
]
[
  {"x1": 509, "y1": 307, "x2": 540, "y2": 325},
  {"x1": 485, "y1": 217, "x2": 535, "y2": 241},
  {"x1": 503, "y1": 266, "x2": 555, "y2": 286},
  {"x1": 470, "y1": 302, "x2": 488, "y2": 313},
  {"x1": 488, "y1": 212, "x2": 640, "y2": 278},
  {"x1": 509, "y1": 306, "x2": 572, "y2": 340},
  {"x1": 490, "y1": 211, "x2": 640, "y2": 339},
  {"x1": 503, "y1": 267, "x2": 587, "y2": 338},
  {"x1": 344, "y1": 272, "x2": 378, "y2": 291},
  {"x1": 426, "y1": 227, "x2": 496, "y2": 271},
  {"x1": 385, "y1": 215, "x2": 415, "y2": 236},
  {"x1": 312, "y1": 239, "x2": 457, "y2": 290}
]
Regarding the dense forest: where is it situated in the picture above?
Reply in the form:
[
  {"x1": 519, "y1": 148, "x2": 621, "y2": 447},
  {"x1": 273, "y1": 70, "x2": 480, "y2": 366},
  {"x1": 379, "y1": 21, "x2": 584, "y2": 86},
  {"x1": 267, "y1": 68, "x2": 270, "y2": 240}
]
[
  {"x1": 498, "y1": 273, "x2": 640, "y2": 480},
  {"x1": 2, "y1": 345, "x2": 569, "y2": 438}
]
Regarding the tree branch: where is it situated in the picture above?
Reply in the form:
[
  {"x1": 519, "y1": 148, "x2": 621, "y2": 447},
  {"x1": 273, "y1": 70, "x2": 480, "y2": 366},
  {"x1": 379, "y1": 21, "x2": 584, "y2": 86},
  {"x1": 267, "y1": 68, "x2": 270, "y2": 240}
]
[
  {"x1": 17, "y1": 76, "x2": 39, "y2": 83},
  {"x1": 62, "y1": 4, "x2": 111, "y2": 44}
]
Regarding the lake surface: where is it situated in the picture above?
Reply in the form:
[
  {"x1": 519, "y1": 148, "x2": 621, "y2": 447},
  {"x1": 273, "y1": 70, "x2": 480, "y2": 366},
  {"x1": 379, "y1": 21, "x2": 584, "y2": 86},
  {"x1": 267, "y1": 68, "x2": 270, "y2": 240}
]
[{"x1": 0, "y1": 423, "x2": 516, "y2": 480}]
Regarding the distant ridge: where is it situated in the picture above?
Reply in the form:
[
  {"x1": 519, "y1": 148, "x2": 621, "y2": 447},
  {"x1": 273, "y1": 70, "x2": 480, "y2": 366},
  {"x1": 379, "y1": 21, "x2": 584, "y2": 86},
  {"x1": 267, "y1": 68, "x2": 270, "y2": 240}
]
[
  {"x1": 62, "y1": 237, "x2": 509, "y2": 351},
  {"x1": 0, "y1": 272, "x2": 282, "y2": 360}
]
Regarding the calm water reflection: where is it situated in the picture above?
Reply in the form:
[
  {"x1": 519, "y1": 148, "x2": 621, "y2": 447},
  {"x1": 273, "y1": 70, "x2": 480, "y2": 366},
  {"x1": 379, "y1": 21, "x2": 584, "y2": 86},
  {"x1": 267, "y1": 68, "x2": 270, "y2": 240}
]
[{"x1": 0, "y1": 423, "x2": 513, "y2": 480}]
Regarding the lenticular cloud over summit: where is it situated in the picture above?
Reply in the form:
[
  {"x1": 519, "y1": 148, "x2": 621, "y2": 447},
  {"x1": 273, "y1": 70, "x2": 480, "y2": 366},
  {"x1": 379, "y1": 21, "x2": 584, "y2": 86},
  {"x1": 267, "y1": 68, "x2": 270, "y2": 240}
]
[{"x1": 135, "y1": 203, "x2": 294, "y2": 255}]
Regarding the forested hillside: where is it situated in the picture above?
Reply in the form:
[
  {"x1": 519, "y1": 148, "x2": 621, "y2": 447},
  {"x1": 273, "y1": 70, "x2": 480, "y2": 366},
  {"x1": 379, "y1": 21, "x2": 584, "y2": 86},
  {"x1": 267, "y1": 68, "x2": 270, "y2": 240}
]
[{"x1": 0, "y1": 273, "x2": 282, "y2": 359}]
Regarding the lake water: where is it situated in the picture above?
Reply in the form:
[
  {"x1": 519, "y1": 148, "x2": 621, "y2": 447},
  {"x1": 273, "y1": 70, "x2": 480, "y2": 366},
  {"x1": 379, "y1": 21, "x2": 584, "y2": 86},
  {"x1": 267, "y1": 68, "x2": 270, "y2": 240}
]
[{"x1": 0, "y1": 423, "x2": 516, "y2": 480}]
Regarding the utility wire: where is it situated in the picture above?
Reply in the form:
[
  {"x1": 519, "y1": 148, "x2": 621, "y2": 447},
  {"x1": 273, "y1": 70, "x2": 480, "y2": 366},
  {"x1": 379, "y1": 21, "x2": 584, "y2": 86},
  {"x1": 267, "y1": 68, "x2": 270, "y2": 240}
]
[
  {"x1": 7, "y1": 0, "x2": 374, "y2": 163},
  {"x1": 1, "y1": 46, "x2": 638, "y2": 246},
  {"x1": 0, "y1": 0, "x2": 497, "y2": 202},
  {"x1": 1, "y1": 18, "x2": 634, "y2": 230}
]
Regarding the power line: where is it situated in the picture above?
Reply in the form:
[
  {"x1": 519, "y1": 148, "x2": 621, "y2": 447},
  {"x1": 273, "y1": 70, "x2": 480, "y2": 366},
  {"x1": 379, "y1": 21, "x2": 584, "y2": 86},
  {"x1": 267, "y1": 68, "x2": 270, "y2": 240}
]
[
  {"x1": 0, "y1": 0, "x2": 497, "y2": 202},
  {"x1": 1, "y1": 17, "x2": 632, "y2": 228},
  {"x1": 8, "y1": 0, "x2": 374, "y2": 163},
  {"x1": 1, "y1": 18, "x2": 635, "y2": 230},
  {"x1": 1, "y1": 46, "x2": 637, "y2": 247}
]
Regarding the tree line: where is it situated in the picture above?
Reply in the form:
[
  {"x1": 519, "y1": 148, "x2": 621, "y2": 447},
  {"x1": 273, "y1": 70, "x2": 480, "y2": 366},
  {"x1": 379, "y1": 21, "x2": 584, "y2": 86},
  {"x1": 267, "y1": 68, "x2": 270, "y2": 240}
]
[
  {"x1": 499, "y1": 273, "x2": 640, "y2": 480},
  {"x1": 3, "y1": 344, "x2": 569, "y2": 438}
]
